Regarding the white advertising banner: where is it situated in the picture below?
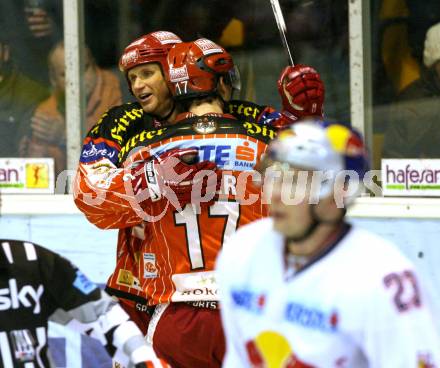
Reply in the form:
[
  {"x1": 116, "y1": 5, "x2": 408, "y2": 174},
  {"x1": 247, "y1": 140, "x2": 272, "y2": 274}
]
[
  {"x1": 0, "y1": 158, "x2": 55, "y2": 193},
  {"x1": 382, "y1": 159, "x2": 440, "y2": 196}
]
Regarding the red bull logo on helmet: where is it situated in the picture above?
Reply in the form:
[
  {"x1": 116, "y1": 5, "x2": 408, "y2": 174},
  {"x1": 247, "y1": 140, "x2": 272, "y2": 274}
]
[{"x1": 326, "y1": 124, "x2": 363, "y2": 157}]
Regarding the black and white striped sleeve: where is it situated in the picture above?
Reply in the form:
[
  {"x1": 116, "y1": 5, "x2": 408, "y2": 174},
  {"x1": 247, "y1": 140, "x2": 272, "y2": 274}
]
[{"x1": 38, "y1": 247, "x2": 167, "y2": 367}]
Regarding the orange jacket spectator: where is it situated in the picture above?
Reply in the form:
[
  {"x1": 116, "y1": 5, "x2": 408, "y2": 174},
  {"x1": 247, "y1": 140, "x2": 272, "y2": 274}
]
[{"x1": 24, "y1": 41, "x2": 122, "y2": 175}]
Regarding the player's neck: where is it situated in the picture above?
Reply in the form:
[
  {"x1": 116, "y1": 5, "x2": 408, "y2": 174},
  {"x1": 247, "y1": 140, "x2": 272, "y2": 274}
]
[
  {"x1": 189, "y1": 100, "x2": 223, "y2": 116},
  {"x1": 285, "y1": 222, "x2": 345, "y2": 270},
  {"x1": 166, "y1": 106, "x2": 180, "y2": 124},
  {"x1": 158, "y1": 102, "x2": 182, "y2": 125}
]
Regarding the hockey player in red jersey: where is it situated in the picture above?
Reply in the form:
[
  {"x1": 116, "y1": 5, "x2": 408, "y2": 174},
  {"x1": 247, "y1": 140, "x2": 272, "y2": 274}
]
[
  {"x1": 74, "y1": 31, "x2": 189, "y2": 335},
  {"x1": 130, "y1": 39, "x2": 272, "y2": 367},
  {"x1": 74, "y1": 29, "x2": 324, "y2": 346},
  {"x1": 100, "y1": 37, "x2": 323, "y2": 368}
]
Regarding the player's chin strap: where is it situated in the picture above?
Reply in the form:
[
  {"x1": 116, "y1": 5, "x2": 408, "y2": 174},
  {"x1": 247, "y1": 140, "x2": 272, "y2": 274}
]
[
  {"x1": 154, "y1": 100, "x2": 177, "y2": 124},
  {"x1": 286, "y1": 205, "x2": 347, "y2": 243}
]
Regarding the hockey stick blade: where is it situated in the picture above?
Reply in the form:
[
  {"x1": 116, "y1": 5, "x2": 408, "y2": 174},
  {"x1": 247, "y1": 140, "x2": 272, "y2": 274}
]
[{"x1": 270, "y1": 0, "x2": 294, "y2": 66}]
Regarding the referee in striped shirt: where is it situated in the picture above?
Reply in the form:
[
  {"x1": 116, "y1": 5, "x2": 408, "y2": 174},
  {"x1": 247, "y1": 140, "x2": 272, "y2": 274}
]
[{"x1": 0, "y1": 239, "x2": 167, "y2": 368}]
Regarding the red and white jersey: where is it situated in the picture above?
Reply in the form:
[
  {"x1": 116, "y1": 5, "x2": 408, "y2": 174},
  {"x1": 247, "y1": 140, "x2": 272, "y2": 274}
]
[
  {"x1": 73, "y1": 101, "x2": 281, "y2": 307},
  {"x1": 129, "y1": 114, "x2": 273, "y2": 305},
  {"x1": 217, "y1": 218, "x2": 440, "y2": 368}
]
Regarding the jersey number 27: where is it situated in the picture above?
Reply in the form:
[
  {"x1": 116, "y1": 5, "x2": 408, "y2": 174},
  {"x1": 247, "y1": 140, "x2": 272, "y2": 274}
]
[{"x1": 383, "y1": 270, "x2": 421, "y2": 312}]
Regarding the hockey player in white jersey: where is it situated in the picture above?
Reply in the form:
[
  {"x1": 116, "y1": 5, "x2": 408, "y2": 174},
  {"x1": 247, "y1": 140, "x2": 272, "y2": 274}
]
[{"x1": 217, "y1": 119, "x2": 440, "y2": 368}]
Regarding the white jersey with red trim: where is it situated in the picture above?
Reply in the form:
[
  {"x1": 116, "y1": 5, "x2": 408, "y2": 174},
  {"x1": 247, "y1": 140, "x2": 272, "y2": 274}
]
[{"x1": 217, "y1": 218, "x2": 440, "y2": 368}]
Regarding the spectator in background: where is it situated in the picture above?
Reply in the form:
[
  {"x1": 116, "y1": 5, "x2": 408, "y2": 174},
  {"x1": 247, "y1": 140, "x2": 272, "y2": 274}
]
[
  {"x1": 0, "y1": 39, "x2": 49, "y2": 157},
  {"x1": 383, "y1": 22, "x2": 440, "y2": 158},
  {"x1": 0, "y1": 0, "x2": 62, "y2": 86},
  {"x1": 23, "y1": 41, "x2": 122, "y2": 175}
]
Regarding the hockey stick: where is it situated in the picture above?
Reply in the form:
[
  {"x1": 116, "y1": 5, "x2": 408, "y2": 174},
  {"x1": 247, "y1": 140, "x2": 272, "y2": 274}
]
[{"x1": 269, "y1": 0, "x2": 294, "y2": 66}]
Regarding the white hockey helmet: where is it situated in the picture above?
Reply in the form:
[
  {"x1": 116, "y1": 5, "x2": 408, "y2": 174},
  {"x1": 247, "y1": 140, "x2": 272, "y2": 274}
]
[{"x1": 262, "y1": 119, "x2": 369, "y2": 200}]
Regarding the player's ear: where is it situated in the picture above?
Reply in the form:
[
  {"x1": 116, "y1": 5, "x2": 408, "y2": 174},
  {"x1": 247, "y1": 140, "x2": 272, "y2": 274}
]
[{"x1": 218, "y1": 76, "x2": 232, "y2": 101}]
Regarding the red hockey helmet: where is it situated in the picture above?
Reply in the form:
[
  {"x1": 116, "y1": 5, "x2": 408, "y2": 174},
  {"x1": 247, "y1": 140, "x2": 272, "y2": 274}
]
[
  {"x1": 119, "y1": 31, "x2": 182, "y2": 90},
  {"x1": 166, "y1": 38, "x2": 240, "y2": 100}
]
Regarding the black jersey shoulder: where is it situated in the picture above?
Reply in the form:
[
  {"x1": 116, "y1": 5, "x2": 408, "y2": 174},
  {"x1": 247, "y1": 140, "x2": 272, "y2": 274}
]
[
  {"x1": 227, "y1": 99, "x2": 268, "y2": 124},
  {"x1": 87, "y1": 102, "x2": 156, "y2": 147}
]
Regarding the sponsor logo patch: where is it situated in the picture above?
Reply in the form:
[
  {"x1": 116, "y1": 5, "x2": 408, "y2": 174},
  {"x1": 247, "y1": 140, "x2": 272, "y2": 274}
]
[
  {"x1": 120, "y1": 49, "x2": 139, "y2": 67},
  {"x1": 169, "y1": 65, "x2": 189, "y2": 83},
  {"x1": 231, "y1": 289, "x2": 266, "y2": 313},
  {"x1": 117, "y1": 269, "x2": 134, "y2": 287},
  {"x1": 151, "y1": 31, "x2": 182, "y2": 45},
  {"x1": 80, "y1": 140, "x2": 119, "y2": 164},
  {"x1": 0, "y1": 279, "x2": 44, "y2": 314},
  {"x1": 82, "y1": 158, "x2": 118, "y2": 189},
  {"x1": 258, "y1": 111, "x2": 282, "y2": 126},
  {"x1": 194, "y1": 38, "x2": 223, "y2": 55},
  {"x1": 196, "y1": 140, "x2": 257, "y2": 169},
  {"x1": 285, "y1": 302, "x2": 339, "y2": 333},
  {"x1": 192, "y1": 117, "x2": 217, "y2": 134},
  {"x1": 10, "y1": 329, "x2": 36, "y2": 362},
  {"x1": 143, "y1": 253, "x2": 158, "y2": 278},
  {"x1": 73, "y1": 270, "x2": 97, "y2": 295}
]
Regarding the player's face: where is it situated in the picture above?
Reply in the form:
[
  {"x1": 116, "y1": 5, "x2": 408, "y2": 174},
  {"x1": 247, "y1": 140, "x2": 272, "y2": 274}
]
[
  {"x1": 128, "y1": 63, "x2": 173, "y2": 117},
  {"x1": 267, "y1": 166, "x2": 316, "y2": 238}
]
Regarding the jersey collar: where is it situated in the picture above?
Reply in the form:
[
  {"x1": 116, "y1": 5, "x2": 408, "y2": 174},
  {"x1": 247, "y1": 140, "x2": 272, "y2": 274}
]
[{"x1": 285, "y1": 222, "x2": 352, "y2": 279}]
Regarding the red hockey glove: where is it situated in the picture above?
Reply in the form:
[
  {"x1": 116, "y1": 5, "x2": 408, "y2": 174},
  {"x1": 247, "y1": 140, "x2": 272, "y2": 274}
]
[
  {"x1": 277, "y1": 64, "x2": 325, "y2": 121},
  {"x1": 130, "y1": 148, "x2": 220, "y2": 210}
]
